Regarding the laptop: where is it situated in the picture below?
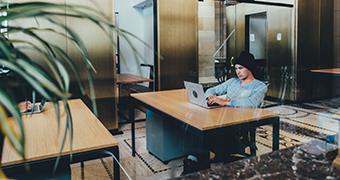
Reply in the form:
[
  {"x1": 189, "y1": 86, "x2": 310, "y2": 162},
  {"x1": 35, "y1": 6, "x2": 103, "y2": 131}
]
[
  {"x1": 184, "y1": 81, "x2": 222, "y2": 109},
  {"x1": 22, "y1": 99, "x2": 47, "y2": 114}
]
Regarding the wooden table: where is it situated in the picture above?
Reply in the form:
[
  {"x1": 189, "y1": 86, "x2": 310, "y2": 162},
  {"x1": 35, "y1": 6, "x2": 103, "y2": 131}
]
[
  {"x1": 117, "y1": 73, "x2": 154, "y2": 85},
  {"x1": 117, "y1": 73, "x2": 153, "y2": 121},
  {"x1": 1, "y1": 99, "x2": 120, "y2": 179},
  {"x1": 310, "y1": 68, "x2": 340, "y2": 75},
  {"x1": 310, "y1": 68, "x2": 340, "y2": 101},
  {"x1": 117, "y1": 73, "x2": 154, "y2": 99},
  {"x1": 129, "y1": 89, "x2": 280, "y2": 169}
]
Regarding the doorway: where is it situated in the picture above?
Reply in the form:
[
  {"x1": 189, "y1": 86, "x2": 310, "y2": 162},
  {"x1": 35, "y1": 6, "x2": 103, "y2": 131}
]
[{"x1": 245, "y1": 12, "x2": 267, "y2": 81}]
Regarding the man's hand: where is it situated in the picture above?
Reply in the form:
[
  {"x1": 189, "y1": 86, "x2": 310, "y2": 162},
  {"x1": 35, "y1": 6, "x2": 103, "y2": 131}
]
[
  {"x1": 18, "y1": 101, "x2": 32, "y2": 113},
  {"x1": 207, "y1": 95, "x2": 230, "y2": 106}
]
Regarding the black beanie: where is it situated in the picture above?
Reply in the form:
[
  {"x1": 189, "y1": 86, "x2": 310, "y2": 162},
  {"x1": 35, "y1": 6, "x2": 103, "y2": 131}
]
[{"x1": 234, "y1": 51, "x2": 256, "y2": 73}]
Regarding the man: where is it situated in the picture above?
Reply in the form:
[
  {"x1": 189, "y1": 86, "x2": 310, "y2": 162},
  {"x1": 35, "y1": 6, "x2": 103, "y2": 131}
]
[
  {"x1": 181, "y1": 51, "x2": 267, "y2": 175},
  {"x1": 206, "y1": 51, "x2": 267, "y2": 108}
]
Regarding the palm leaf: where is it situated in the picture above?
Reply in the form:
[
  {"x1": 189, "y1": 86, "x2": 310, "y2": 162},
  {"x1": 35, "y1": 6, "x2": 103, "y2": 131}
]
[{"x1": 0, "y1": 89, "x2": 25, "y2": 159}]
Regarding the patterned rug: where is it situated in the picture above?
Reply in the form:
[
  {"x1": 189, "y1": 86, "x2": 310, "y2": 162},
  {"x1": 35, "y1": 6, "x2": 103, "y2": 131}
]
[{"x1": 256, "y1": 103, "x2": 339, "y2": 154}]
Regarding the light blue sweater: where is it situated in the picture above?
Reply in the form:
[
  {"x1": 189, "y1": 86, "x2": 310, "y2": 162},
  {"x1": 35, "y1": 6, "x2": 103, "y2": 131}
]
[{"x1": 205, "y1": 78, "x2": 267, "y2": 108}]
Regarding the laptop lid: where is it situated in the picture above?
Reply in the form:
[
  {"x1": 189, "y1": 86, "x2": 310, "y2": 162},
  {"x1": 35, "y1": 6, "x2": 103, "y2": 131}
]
[
  {"x1": 184, "y1": 81, "x2": 222, "y2": 109},
  {"x1": 184, "y1": 81, "x2": 208, "y2": 108}
]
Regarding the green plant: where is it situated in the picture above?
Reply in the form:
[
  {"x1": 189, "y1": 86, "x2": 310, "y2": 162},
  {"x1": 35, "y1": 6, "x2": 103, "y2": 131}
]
[{"x1": 0, "y1": 1, "x2": 154, "y2": 178}]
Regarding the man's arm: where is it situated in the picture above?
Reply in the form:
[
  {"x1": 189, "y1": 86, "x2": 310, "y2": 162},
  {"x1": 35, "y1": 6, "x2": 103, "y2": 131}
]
[
  {"x1": 205, "y1": 78, "x2": 235, "y2": 98},
  {"x1": 207, "y1": 95, "x2": 230, "y2": 106},
  {"x1": 18, "y1": 101, "x2": 32, "y2": 113},
  {"x1": 229, "y1": 84, "x2": 267, "y2": 108}
]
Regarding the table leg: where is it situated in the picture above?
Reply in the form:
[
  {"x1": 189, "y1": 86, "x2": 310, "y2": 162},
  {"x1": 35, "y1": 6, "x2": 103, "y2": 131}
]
[
  {"x1": 81, "y1": 161, "x2": 84, "y2": 179},
  {"x1": 196, "y1": 136, "x2": 211, "y2": 171},
  {"x1": 118, "y1": 84, "x2": 132, "y2": 121},
  {"x1": 249, "y1": 127, "x2": 256, "y2": 156},
  {"x1": 118, "y1": 84, "x2": 122, "y2": 103},
  {"x1": 272, "y1": 117, "x2": 280, "y2": 151},
  {"x1": 130, "y1": 98, "x2": 135, "y2": 157},
  {"x1": 113, "y1": 146, "x2": 120, "y2": 180},
  {"x1": 309, "y1": 72, "x2": 313, "y2": 102}
]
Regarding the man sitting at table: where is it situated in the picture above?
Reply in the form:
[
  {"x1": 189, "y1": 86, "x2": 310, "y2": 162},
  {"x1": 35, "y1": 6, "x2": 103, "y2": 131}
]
[
  {"x1": 182, "y1": 51, "x2": 268, "y2": 175},
  {"x1": 206, "y1": 51, "x2": 267, "y2": 107}
]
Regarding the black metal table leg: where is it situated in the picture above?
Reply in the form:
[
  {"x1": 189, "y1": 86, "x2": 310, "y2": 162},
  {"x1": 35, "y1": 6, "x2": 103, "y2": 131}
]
[
  {"x1": 113, "y1": 146, "x2": 120, "y2": 180},
  {"x1": 272, "y1": 117, "x2": 280, "y2": 151},
  {"x1": 197, "y1": 134, "x2": 211, "y2": 171},
  {"x1": 130, "y1": 98, "x2": 135, "y2": 157},
  {"x1": 249, "y1": 127, "x2": 257, "y2": 156}
]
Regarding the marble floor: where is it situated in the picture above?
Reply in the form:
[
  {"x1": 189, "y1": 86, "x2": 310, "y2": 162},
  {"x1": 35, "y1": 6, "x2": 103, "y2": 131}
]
[{"x1": 70, "y1": 97, "x2": 340, "y2": 180}]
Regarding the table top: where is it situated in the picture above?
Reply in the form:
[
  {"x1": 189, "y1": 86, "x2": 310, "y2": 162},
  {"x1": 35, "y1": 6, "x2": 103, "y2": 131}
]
[
  {"x1": 1, "y1": 99, "x2": 119, "y2": 167},
  {"x1": 83, "y1": 74, "x2": 153, "y2": 99},
  {"x1": 131, "y1": 89, "x2": 279, "y2": 131},
  {"x1": 310, "y1": 68, "x2": 340, "y2": 75},
  {"x1": 117, "y1": 73, "x2": 153, "y2": 84}
]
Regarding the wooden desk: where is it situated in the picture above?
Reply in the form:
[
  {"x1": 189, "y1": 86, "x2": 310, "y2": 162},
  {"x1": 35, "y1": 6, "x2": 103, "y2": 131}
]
[
  {"x1": 1, "y1": 99, "x2": 120, "y2": 179},
  {"x1": 117, "y1": 73, "x2": 153, "y2": 120},
  {"x1": 117, "y1": 73, "x2": 154, "y2": 85},
  {"x1": 311, "y1": 68, "x2": 340, "y2": 75},
  {"x1": 130, "y1": 89, "x2": 280, "y2": 169},
  {"x1": 117, "y1": 73, "x2": 154, "y2": 98}
]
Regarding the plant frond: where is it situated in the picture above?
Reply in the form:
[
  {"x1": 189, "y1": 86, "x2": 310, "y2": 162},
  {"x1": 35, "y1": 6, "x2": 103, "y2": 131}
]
[
  {"x1": 0, "y1": 95, "x2": 25, "y2": 159},
  {"x1": 0, "y1": 1, "x2": 160, "y2": 176}
]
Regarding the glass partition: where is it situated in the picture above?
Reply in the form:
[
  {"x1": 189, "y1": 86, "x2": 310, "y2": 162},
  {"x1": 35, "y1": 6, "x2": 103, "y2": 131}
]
[{"x1": 199, "y1": 0, "x2": 294, "y2": 102}]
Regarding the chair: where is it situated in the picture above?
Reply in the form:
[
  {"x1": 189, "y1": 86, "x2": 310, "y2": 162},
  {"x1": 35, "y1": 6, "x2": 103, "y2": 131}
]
[
  {"x1": 129, "y1": 63, "x2": 154, "y2": 93},
  {"x1": 214, "y1": 58, "x2": 228, "y2": 83},
  {"x1": 140, "y1": 63, "x2": 154, "y2": 89},
  {"x1": 209, "y1": 128, "x2": 257, "y2": 165},
  {"x1": 227, "y1": 83, "x2": 270, "y2": 161}
]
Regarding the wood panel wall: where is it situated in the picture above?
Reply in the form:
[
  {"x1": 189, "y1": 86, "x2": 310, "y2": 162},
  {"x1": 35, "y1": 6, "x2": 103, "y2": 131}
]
[
  {"x1": 9, "y1": 0, "x2": 118, "y2": 130},
  {"x1": 156, "y1": 0, "x2": 198, "y2": 90}
]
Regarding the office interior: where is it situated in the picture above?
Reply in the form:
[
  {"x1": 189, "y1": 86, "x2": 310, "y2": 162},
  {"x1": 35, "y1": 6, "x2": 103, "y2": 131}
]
[{"x1": 1, "y1": 0, "x2": 340, "y2": 179}]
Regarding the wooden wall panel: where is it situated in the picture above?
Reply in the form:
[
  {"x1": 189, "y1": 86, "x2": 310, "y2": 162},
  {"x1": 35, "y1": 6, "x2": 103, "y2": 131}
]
[
  {"x1": 66, "y1": 0, "x2": 117, "y2": 130},
  {"x1": 157, "y1": 0, "x2": 198, "y2": 90},
  {"x1": 66, "y1": 0, "x2": 115, "y2": 81},
  {"x1": 8, "y1": 0, "x2": 118, "y2": 130},
  {"x1": 9, "y1": 0, "x2": 67, "y2": 69}
]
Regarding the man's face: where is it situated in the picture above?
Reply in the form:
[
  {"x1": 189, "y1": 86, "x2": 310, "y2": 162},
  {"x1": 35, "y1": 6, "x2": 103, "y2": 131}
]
[{"x1": 235, "y1": 64, "x2": 251, "y2": 80}]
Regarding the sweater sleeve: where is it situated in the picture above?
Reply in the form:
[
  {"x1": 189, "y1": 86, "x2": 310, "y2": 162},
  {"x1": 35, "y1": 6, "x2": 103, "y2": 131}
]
[{"x1": 205, "y1": 78, "x2": 236, "y2": 98}]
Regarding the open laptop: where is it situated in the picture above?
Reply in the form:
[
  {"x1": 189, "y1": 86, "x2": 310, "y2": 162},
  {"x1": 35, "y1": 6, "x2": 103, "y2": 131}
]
[
  {"x1": 22, "y1": 99, "x2": 47, "y2": 114},
  {"x1": 184, "y1": 81, "x2": 222, "y2": 109}
]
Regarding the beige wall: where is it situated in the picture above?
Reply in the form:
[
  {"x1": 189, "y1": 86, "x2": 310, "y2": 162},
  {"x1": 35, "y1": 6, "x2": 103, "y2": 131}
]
[{"x1": 198, "y1": 0, "x2": 215, "y2": 78}]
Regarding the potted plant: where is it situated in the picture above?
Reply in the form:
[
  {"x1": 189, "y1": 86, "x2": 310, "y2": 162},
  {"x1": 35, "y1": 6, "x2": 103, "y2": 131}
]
[{"x1": 0, "y1": 1, "x2": 154, "y2": 178}]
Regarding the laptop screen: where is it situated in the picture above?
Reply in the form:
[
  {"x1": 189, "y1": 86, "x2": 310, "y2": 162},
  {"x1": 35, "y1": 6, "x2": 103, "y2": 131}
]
[
  {"x1": 40, "y1": 99, "x2": 47, "y2": 109},
  {"x1": 184, "y1": 81, "x2": 207, "y2": 107}
]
